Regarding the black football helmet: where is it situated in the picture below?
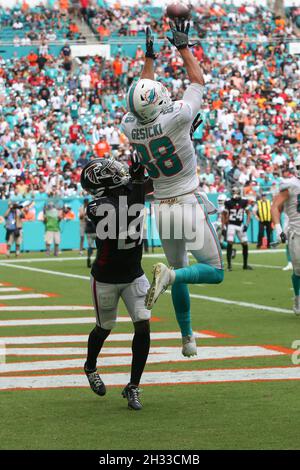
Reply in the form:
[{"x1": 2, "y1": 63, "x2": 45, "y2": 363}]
[
  {"x1": 232, "y1": 186, "x2": 241, "y2": 199},
  {"x1": 80, "y1": 158, "x2": 130, "y2": 198}
]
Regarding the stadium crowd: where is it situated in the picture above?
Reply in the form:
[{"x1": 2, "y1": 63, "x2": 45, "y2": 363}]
[{"x1": 0, "y1": 1, "x2": 299, "y2": 209}]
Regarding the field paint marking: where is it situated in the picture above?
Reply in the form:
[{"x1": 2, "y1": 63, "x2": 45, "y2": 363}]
[
  {"x1": 4, "y1": 346, "x2": 181, "y2": 356},
  {"x1": 0, "y1": 294, "x2": 49, "y2": 300},
  {"x1": 0, "y1": 346, "x2": 283, "y2": 374},
  {"x1": 0, "y1": 305, "x2": 94, "y2": 312},
  {"x1": 233, "y1": 263, "x2": 283, "y2": 270},
  {"x1": 166, "y1": 291, "x2": 293, "y2": 315},
  {"x1": 1, "y1": 366, "x2": 300, "y2": 390},
  {"x1": 0, "y1": 249, "x2": 286, "y2": 265},
  {"x1": 2, "y1": 262, "x2": 292, "y2": 315},
  {"x1": 0, "y1": 263, "x2": 90, "y2": 280},
  {"x1": 4, "y1": 345, "x2": 287, "y2": 357},
  {"x1": 0, "y1": 288, "x2": 23, "y2": 293},
  {"x1": 0, "y1": 331, "x2": 215, "y2": 345},
  {"x1": 0, "y1": 317, "x2": 134, "y2": 327}
]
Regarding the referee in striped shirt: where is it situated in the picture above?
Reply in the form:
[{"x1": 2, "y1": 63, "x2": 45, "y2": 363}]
[{"x1": 254, "y1": 194, "x2": 273, "y2": 249}]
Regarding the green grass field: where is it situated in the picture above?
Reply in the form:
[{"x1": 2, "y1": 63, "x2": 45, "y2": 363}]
[{"x1": 0, "y1": 247, "x2": 300, "y2": 450}]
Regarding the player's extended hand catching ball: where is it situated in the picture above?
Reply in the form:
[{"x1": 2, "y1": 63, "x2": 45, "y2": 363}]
[
  {"x1": 145, "y1": 26, "x2": 156, "y2": 59},
  {"x1": 167, "y1": 19, "x2": 190, "y2": 50}
]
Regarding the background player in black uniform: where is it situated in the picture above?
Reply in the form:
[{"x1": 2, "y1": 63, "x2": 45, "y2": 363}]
[
  {"x1": 84, "y1": 209, "x2": 96, "y2": 268},
  {"x1": 223, "y1": 187, "x2": 252, "y2": 271},
  {"x1": 80, "y1": 156, "x2": 151, "y2": 411}
]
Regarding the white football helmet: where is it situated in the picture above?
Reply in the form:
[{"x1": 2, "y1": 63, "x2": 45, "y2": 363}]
[
  {"x1": 127, "y1": 79, "x2": 172, "y2": 123},
  {"x1": 294, "y1": 156, "x2": 300, "y2": 178},
  {"x1": 217, "y1": 193, "x2": 227, "y2": 209}
]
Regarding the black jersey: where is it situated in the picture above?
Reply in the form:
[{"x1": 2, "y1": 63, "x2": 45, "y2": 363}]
[
  {"x1": 84, "y1": 211, "x2": 96, "y2": 235},
  {"x1": 87, "y1": 182, "x2": 145, "y2": 283},
  {"x1": 225, "y1": 197, "x2": 248, "y2": 226}
]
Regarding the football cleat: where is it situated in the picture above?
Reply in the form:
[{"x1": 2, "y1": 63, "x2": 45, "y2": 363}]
[
  {"x1": 283, "y1": 262, "x2": 293, "y2": 271},
  {"x1": 84, "y1": 362, "x2": 106, "y2": 396},
  {"x1": 182, "y1": 334, "x2": 197, "y2": 357},
  {"x1": 227, "y1": 266, "x2": 233, "y2": 272},
  {"x1": 243, "y1": 265, "x2": 253, "y2": 270},
  {"x1": 293, "y1": 296, "x2": 300, "y2": 316},
  {"x1": 122, "y1": 384, "x2": 142, "y2": 410},
  {"x1": 145, "y1": 262, "x2": 172, "y2": 309}
]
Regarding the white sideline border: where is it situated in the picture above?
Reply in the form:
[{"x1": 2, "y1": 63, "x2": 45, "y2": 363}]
[
  {"x1": 1, "y1": 367, "x2": 300, "y2": 390},
  {"x1": 0, "y1": 249, "x2": 285, "y2": 264},
  {"x1": 0, "y1": 262, "x2": 294, "y2": 316}
]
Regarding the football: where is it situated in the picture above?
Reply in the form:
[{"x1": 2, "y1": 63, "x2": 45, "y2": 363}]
[{"x1": 166, "y1": 2, "x2": 192, "y2": 20}]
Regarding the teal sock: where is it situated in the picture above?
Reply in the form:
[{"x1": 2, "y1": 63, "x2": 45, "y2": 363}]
[
  {"x1": 286, "y1": 245, "x2": 291, "y2": 262},
  {"x1": 292, "y1": 273, "x2": 300, "y2": 296},
  {"x1": 171, "y1": 284, "x2": 192, "y2": 337},
  {"x1": 174, "y1": 264, "x2": 224, "y2": 285}
]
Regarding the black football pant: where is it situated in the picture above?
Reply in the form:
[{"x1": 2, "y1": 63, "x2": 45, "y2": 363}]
[{"x1": 257, "y1": 221, "x2": 272, "y2": 248}]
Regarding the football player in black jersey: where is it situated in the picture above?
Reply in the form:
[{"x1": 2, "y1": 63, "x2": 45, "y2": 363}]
[
  {"x1": 223, "y1": 187, "x2": 252, "y2": 271},
  {"x1": 80, "y1": 156, "x2": 151, "y2": 411}
]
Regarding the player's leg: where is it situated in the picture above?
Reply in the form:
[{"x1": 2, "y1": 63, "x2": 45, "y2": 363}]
[
  {"x1": 45, "y1": 231, "x2": 52, "y2": 256},
  {"x1": 257, "y1": 221, "x2": 264, "y2": 248},
  {"x1": 86, "y1": 234, "x2": 95, "y2": 268},
  {"x1": 150, "y1": 201, "x2": 194, "y2": 354},
  {"x1": 236, "y1": 227, "x2": 252, "y2": 270},
  {"x1": 79, "y1": 224, "x2": 85, "y2": 255},
  {"x1": 288, "y1": 232, "x2": 300, "y2": 315},
  {"x1": 54, "y1": 232, "x2": 60, "y2": 257},
  {"x1": 226, "y1": 225, "x2": 236, "y2": 271},
  {"x1": 283, "y1": 243, "x2": 293, "y2": 270},
  {"x1": 121, "y1": 275, "x2": 151, "y2": 410},
  {"x1": 266, "y1": 222, "x2": 272, "y2": 248},
  {"x1": 147, "y1": 197, "x2": 224, "y2": 356},
  {"x1": 84, "y1": 276, "x2": 119, "y2": 395}
]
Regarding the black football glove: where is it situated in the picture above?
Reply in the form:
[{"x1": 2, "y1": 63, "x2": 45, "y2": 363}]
[
  {"x1": 242, "y1": 225, "x2": 248, "y2": 233},
  {"x1": 190, "y1": 113, "x2": 203, "y2": 140},
  {"x1": 145, "y1": 26, "x2": 156, "y2": 59},
  {"x1": 280, "y1": 232, "x2": 287, "y2": 243},
  {"x1": 130, "y1": 151, "x2": 145, "y2": 182},
  {"x1": 167, "y1": 19, "x2": 190, "y2": 50}
]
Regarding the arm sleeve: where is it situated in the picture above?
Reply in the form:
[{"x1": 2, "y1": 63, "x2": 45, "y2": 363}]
[{"x1": 180, "y1": 83, "x2": 205, "y2": 124}]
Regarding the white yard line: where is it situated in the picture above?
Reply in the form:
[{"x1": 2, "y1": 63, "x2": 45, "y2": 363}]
[
  {"x1": 233, "y1": 263, "x2": 283, "y2": 269},
  {"x1": 0, "y1": 306, "x2": 94, "y2": 312},
  {"x1": 0, "y1": 293, "x2": 49, "y2": 300},
  {"x1": 0, "y1": 331, "x2": 214, "y2": 345},
  {"x1": 0, "y1": 287, "x2": 23, "y2": 293},
  {"x1": 165, "y1": 291, "x2": 293, "y2": 315},
  {"x1": 0, "y1": 263, "x2": 90, "y2": 280},
  {"x1": 0, "y1": 249, "x2": 285, "y2": 264},
  {"x1": 0, "y1": 346, "x2": 282, "y2": 374},
  {"x1": 0, "y1": 366, "x2": 299, "y2": 390},
  {"x1": 0, "y1": 317, "x2": 133, "y2": 327}
]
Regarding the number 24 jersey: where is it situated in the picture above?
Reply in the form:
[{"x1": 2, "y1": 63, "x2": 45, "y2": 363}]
[{"x1": 225, "y1": 198, "x2": 248, "y2": 227}]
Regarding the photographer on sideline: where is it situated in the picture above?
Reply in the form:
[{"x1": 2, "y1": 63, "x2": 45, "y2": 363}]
[{"x1": 4, "y1": 202, "x2": 24, "y2": 257}]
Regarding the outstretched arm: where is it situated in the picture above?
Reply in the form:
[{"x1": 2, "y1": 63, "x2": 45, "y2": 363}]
[
  {"x1": 271, "y1": 190, "x2": 289, "y2": 242},
  {"x1": 168, "y1": 20, "x2": 204, "y2": 86},
  {"x1": 140, "y1": 27, "x2": 155, "y2": 80},
  {"x1": 179, "y1": 47, "x2": 204, "y2": 86}
]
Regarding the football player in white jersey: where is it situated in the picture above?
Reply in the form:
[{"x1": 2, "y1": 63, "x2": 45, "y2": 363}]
[
  {"x1": 121, "y1": 23, "x2": 224, "y2": 356},
  {"x1": 271, "y1": 156, "x2": 300, "y2": 315}
]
